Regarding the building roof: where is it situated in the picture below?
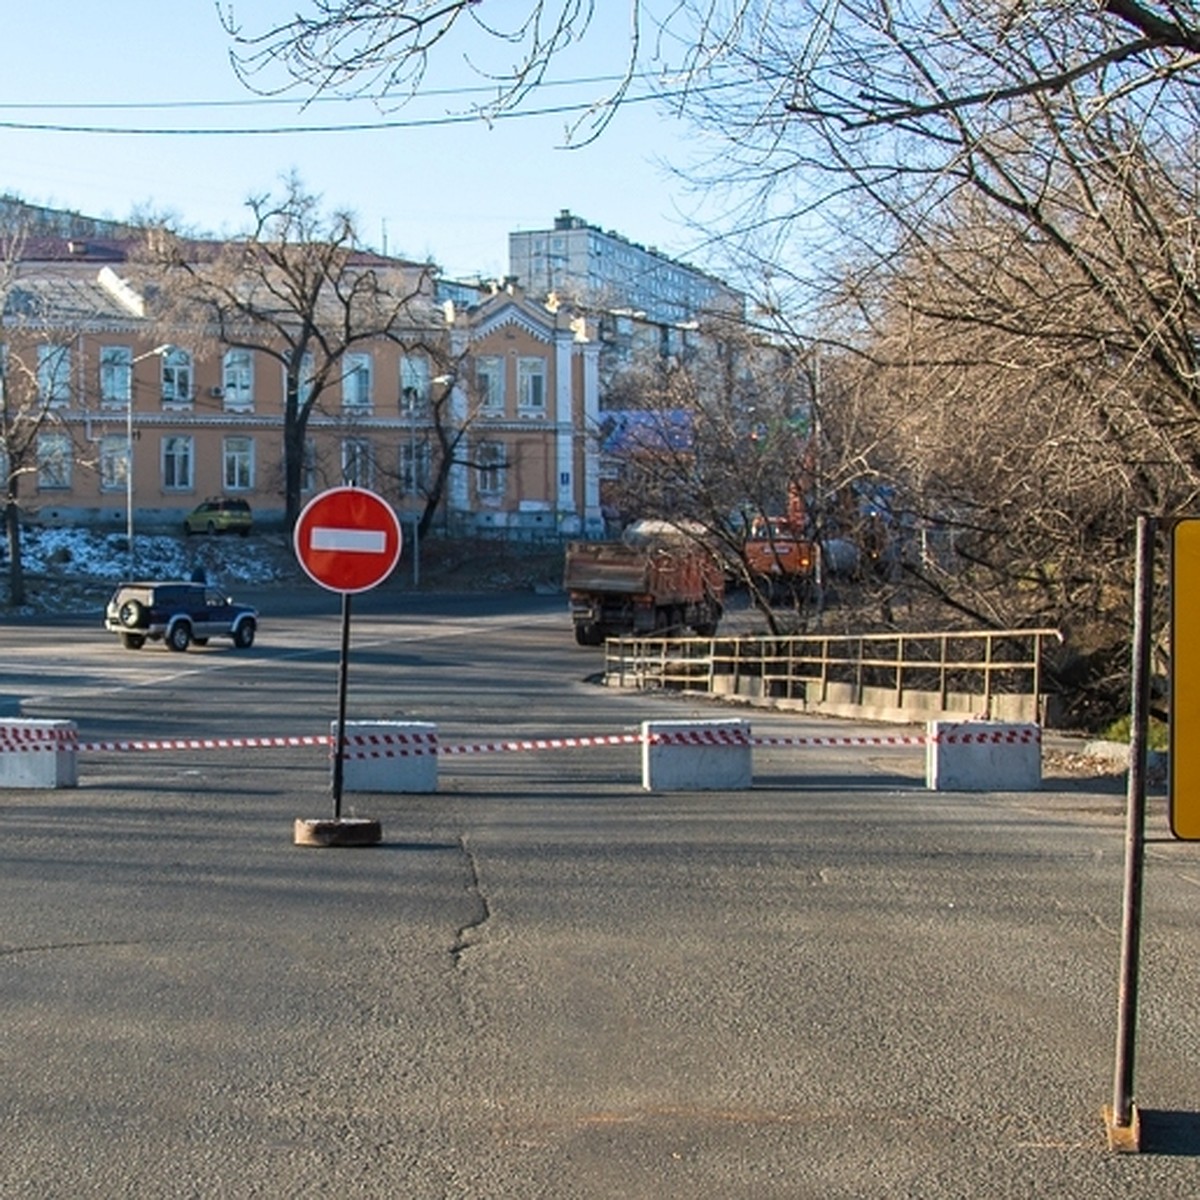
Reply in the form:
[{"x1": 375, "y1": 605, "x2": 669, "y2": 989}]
[{"x1": 3, "y1": 267, "x2": 145, "y2": 327}]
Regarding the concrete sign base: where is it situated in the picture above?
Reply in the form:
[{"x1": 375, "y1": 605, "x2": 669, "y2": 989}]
[{"x1": 293, "y1": 817, "x2": 383, "y2": 847}]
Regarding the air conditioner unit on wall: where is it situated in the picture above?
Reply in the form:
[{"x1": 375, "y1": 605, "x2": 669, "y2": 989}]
[{"x1": 209, "y1": 386, "x2": 224, "y2": 398}]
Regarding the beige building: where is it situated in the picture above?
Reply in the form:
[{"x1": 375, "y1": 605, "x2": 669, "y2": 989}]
[{"x1": 1, "y1": 239, "x2": 605, "y2": 540}]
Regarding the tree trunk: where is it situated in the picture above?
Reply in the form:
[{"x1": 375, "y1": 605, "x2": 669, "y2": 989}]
[{"x1": 5, "y1": 490, "x2": 25, "y2": 608}]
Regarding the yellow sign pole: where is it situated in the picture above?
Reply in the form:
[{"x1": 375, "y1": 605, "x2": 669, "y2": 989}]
[{"x1": 1170, "y1": 518, "x2": 1200, "y2": 840}]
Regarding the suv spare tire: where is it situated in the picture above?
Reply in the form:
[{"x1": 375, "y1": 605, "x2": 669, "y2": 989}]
[{"x1": 119, "y1": 599, "x2": 147, "y2": 629}]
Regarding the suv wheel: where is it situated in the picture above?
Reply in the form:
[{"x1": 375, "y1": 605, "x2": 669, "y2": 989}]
[
  {"x1": 233, "y1": 619, "x2": 256, "y2": 649},
  {"x1": 120, "y1": 633, "x2": 146, "y2": 650},
  {"x1": 167, "y1": 622, "x2": 192, "y2": 652}
]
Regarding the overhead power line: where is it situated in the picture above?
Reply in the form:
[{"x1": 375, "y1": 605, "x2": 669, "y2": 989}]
[
  {"x1": 0, "y1": 74, "x2": 741, "y2": 136},
  {"x1": 0, "y1": 72, "x2": 651, "y2": 111}
]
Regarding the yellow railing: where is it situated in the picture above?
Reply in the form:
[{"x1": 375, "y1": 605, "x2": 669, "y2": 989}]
[{"x1": 604, "y1": 627, "x2": 1063, "y2": 724}]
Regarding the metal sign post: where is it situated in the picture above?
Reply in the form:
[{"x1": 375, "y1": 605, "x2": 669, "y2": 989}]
[
  {"x1": 1105, "y1": 514, "x2": 1155, "y2": 1151},
  {"x1": 292, "y1": 487, "x2": 403, "y2": 846}
]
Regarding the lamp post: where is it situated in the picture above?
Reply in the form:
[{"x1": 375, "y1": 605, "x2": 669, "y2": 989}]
[{"x1": 126, "y1": 345, "x2": 171, "y2": 575}]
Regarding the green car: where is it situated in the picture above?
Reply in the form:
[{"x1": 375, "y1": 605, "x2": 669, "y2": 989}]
[{"x1": 183, "y1": 497, "x2": 252, "y2": 536}]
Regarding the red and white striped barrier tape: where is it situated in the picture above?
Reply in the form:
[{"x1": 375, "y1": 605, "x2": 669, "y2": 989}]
[
  {"x1": 647, "y1": 729, "x2": 750, "y2": 747},
  {"x1": 2, "y1": 725, "x2": 1040, "y2": 756},
  {"x1": 440, "y1": 733, "x2": 643, "y2": 757},
  {"x1": 933, "y1": 728, "x2": 1041, "y2": 745},
  {"x1": 336, "y1": 732, "x2": 439, "y2": 758},
  {"x1": 753, "y1": 733, "x2": 927, "y2": 748},
  {"x1": 75, "y1": 734, "x2": 330, "y2": 754}
]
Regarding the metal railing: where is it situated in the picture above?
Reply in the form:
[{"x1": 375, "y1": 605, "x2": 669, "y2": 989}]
[{"x1": 604, "y1": 627, "x2": 1063, "y2": 724}]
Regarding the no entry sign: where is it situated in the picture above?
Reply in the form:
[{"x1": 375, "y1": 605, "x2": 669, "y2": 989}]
[{"x1": 293, "y1": 486, "x2": 403, "y2": 593}]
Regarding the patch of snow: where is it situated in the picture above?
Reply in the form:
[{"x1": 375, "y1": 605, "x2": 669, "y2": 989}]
[{"x1": 12, "y1": 527, "x2": 290, "y2": 585}]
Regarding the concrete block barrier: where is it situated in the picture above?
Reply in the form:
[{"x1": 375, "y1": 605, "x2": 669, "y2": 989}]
[
  {"x1": 331, "y1": 721, "x2": 438, "y2": 793},
  {"x1": 926, "y1": 720, "x2": 1041, "y2": 792},
  {"x1": 642, "y1": 719, "x2": 752, "y2": 792},
  {"x1": 0, "y1": 720, "x2": 78, "y2": 789}
]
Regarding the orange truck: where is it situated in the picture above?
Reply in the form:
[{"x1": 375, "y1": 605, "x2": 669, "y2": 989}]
[
  {"x1": 743, "y1": 514, "x2": 817, "y2": 582},
  {"x1": 564, "y1": 535, "x2": 724, "y2": 645},
  {"x1": 741, "y1": 483, "x2": 817, "y2": 592}
]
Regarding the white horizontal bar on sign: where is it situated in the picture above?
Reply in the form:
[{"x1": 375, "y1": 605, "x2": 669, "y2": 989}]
[{"x1": 310, "y1": 526, "x2": 387, "y2": 554}]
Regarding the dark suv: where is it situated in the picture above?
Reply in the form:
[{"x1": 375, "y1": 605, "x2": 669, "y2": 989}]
[
  {"x1": 183, "y1": 497, "x2": 252, "y2": 536},
  {"x1": 104, "y1": 581, "x2": 258, "y2": 652}
]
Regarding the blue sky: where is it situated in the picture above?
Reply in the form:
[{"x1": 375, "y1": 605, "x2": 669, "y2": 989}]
[{"x1": 0, "y1": 1, "x2": 727, "y2": 281}]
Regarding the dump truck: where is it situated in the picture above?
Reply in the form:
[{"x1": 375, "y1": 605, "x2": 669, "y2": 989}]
[{"x1": 564, "y1": 530, "x2": 724, "y2": 646}]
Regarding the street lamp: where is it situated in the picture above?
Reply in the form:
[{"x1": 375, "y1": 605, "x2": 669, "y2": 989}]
[{"x1": 126, "y1": 345, "x2": 171, "y2": 575}]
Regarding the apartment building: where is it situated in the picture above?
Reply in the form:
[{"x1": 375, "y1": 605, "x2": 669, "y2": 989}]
[
  {"x1": 2, "y1": 238, "x2": 605, "y2": 539},
  {"x1": 508, "y1": 209, "x2": 744, "y2": 327}
]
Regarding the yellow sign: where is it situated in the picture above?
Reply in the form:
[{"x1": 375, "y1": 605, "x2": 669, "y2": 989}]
[{"x1": 1171, "y1": 519, "x2": 1200, "y2": 839}]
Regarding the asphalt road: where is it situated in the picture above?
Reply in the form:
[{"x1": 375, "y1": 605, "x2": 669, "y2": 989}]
[{"x1": 1, "y1": 588, "x2": 1198, "y2": 1198}]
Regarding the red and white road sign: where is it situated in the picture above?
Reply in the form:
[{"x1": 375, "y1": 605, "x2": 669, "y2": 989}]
[{"x1": 293, "y1": 486, "x2": 403, "y2": 593}]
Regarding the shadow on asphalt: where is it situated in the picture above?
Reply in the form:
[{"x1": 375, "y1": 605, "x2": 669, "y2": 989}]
[{"x1": 1140, "y1": 1109, "x2": 1200, "y2": 1156}]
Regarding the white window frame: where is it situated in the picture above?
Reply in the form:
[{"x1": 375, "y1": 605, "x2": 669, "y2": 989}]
[
  {"x1": 37, "y1": 431, "x2": 72, "y2": 489},
  {"x1": 476, "y1": 355, "x2": 505, "y2": 413},
  {"x1": 100, "y1": 346, "x2": 133, "y2": 408},
  {"x1": 222, "y1": 349, "x2": 255, "y2": 410},
  {"x1": 400, "y1": 439, "x2": 430, "y2": 496},
  {"x1": 37, "y1": 344, "x2": 72, "y2": 407},
  {"x1": 517, "y1": 356, "x2": 546, "y2": 414},
  {"x1": 342, "y1": 352, "x2": 373, "y2": 412},
  {"x1": 341, "y1": 438, "x2": 375, "y2": 488},
  {"x1": 99, "y1": 433, "x2": 128, "y2": 492},
  {"x1": 301, "y1": 436, "x2": 318, "y2": 493},
  {"x1": 477, "y1": 440, "x2": 505, "y2": 497},
  {"x1": 223, "y1": 435, "x2": 254, "y2": 490},
  {"x1": 162, "y1": 435, "x2": 194, "y2": 491},
  {"x1": 162, "y1": 348, "x2": 193, "y2": 407},
  {"x1": 283, "y1": 352, "x2": 315, "y2": 407},
  {"x1": 400, "y1": 356, "x2": 431, "y2": 415}
]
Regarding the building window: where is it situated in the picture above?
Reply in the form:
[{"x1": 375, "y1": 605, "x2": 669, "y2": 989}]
[
  {"x1": 37, "y1": 344, "x2": 72, "y2": 407},
  {"x1": 342, "y1": 438, "x2": 374, "y2": 487},
  {"x1": 284, "y1": 352, "x2": 315, "y2": 407},
  {"x1": 400, "y1": 439, "x2": 429, "y2": 496},
  {"x1": 477, "y1": 440, "x2": 505, "y2": 497},
  {"x1": 517, "y1": 357, "x2": 546, "y2": 414},
  {"x1": 343, "y1": 353, "x2": 373, "y2": 411},
  {"x1": 476, "y1": 356, "x2": 505, "y2": 413},
  {"x1": 223, "y1": 349, "x2": 254, "y2": 410},
  {"x1": 400, "y1": 356, "x2": 430, "y2": 414},
  {"x1": 223, "y1": 436, "x2": 254, "y2": 490},
  {"x1": 162, "y1": 435, "x2": 194, "y2": 491},
  {"x1": 100, "y1": 346, "x2": 133, "y2": 408},
  {"x1": 302, "y1": 437, "x2": 317, "y2": 493},
  {"x1": 37, "y1": 432, "x2": 72, "y2": 489},
  {"x1": 99, "y1": 434, "x2": 128, "y2": 492},
  {"x1": 162, "y1": 348, "x2": 193, "y2": 406}
]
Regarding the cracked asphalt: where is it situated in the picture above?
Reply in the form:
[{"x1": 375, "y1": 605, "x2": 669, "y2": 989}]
[{"x1": 1, "y1": 590, "x2": 1197, "y2": 1197}]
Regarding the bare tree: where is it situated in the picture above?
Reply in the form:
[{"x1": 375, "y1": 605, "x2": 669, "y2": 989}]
[
  {"x1": 139, "y1": 175, "x2": 438, "y2": 529},
  {"x1": 0, "y1": 214, "x2": 75, "y2": 608},
  {"x1": 222, "y1": 1, "x2": 1200, "y2": 719}
]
